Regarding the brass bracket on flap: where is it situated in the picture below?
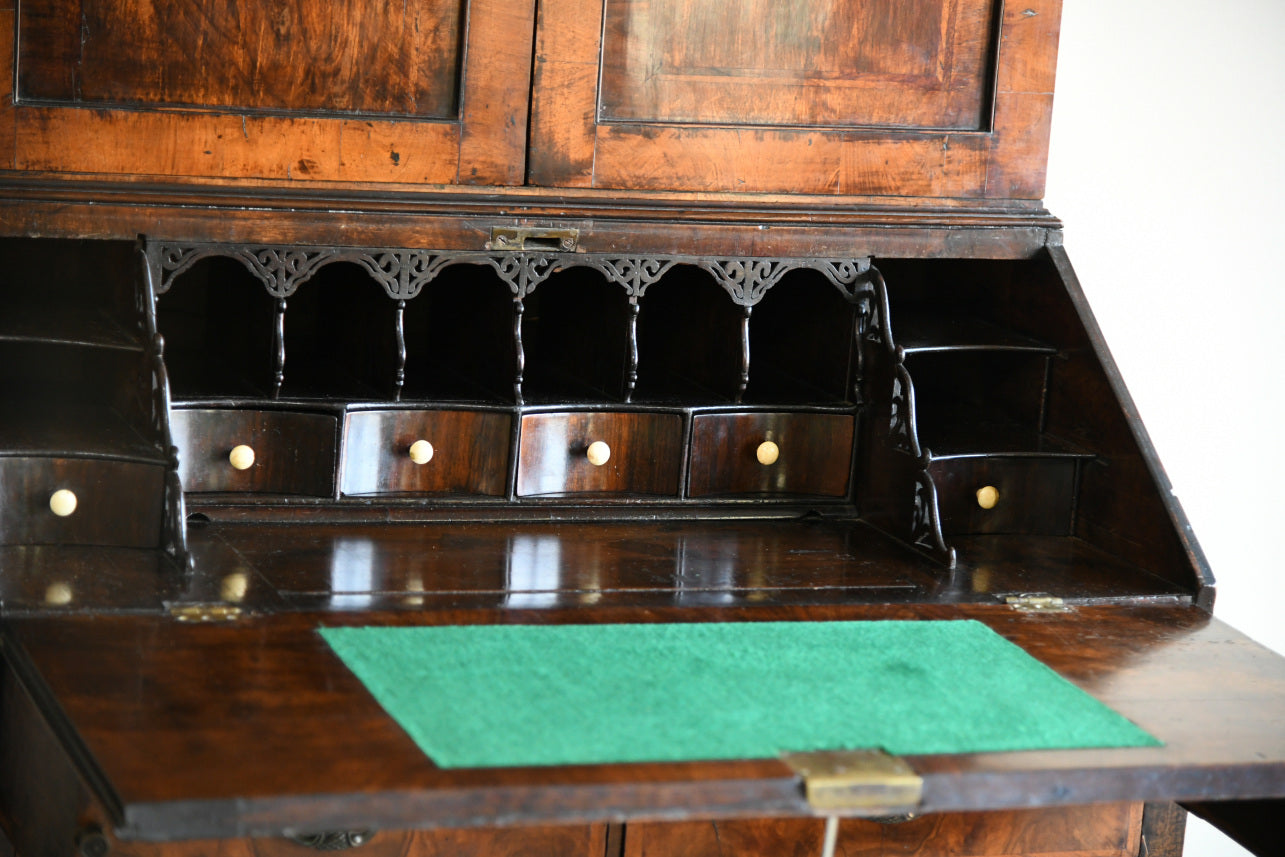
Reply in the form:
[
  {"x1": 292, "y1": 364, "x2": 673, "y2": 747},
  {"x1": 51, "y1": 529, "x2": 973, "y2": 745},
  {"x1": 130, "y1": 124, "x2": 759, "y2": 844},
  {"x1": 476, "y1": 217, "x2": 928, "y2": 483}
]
[
  {"x1": 783, "y1": 750, "x2": 923, "y2": 814},
  {"x1": 1004, "y1": 593, "x2": 1072, "y2": 613},
  {"x1": 168, "y1": 604, "x2": 244, "y2": 623},
  {"x1": 487, "y1": 227, "x2": 579, "y2": 252}
]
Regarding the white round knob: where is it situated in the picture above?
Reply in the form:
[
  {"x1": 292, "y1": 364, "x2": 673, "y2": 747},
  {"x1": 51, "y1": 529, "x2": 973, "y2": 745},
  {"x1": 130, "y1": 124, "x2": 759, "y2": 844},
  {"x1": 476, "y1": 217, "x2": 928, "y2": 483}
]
[
  {"x1": 45, "y1": 582, "x2": 73, "y2": 606},
  {"x1": 221, "y1": 572, "x2": 249, "y2": 603},
  {"x1": 976, "y1": 485, "x2": 1000, "y2": 510},
  {"x1": 408, "y1": 439, "x2": 434, "y2": 465},
  {"x1": 756, "y1": 440, "x2": 780, "y2": 466},
  {"x1": 49, "y1": 489, "x2": 78, "y2": 517},
  {"x1": 229, "y1": 444, "x2": 255, "y2": 471},
  {"x1": 586, "y1": 441, "x2": 611, "y2": 466}
]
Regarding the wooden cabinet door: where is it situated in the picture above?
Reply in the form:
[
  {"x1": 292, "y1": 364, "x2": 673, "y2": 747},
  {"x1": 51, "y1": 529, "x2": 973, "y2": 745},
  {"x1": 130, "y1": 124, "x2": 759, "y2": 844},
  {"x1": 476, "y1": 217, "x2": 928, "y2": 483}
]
[
  {"x1": 529, "y1": 0, "x2": 1060, "y2": 198},
  {"x1": 3, "y1": 0, "x2": 533, "y2": 186}
]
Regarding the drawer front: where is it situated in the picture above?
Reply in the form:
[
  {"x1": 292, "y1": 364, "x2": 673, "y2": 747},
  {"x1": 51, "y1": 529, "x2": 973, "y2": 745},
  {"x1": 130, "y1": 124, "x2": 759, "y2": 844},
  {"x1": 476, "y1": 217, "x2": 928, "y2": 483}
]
[
  {"x1": 172, "y1": 409, "x2": 337, "y2": 495},
  {"x1": 931, "y1": 457, "x2": 1078, "y2": 535},
  {"x1": 625, "y1": 803, "x2": 1142, "y2": 857},
  {"x1": 340, "y1": 409, "x2": 512, "y2": 497},
  {"x1": 687, "y1": 413, "x2": 854, "y2": 498},
  {"x1": 0, "y1": 457, "x2": 164, "y2": 547},
  {"x1": 517, "y1": 412, "x2": 683, "y2": 497}
]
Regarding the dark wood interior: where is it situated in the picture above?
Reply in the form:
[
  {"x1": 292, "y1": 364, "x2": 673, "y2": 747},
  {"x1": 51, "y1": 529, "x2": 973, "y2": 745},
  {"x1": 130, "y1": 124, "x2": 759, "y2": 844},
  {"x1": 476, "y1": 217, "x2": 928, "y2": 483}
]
[{"x1": 0, "y1": 1, "x2": 1278, "y2": 855}]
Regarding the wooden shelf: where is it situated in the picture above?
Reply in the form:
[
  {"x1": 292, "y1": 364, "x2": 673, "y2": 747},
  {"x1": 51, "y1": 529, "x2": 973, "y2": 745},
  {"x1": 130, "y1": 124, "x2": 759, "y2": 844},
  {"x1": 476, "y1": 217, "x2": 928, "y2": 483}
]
[
  {"x1": 893, "y1": 311, "x2": 1056, "y2": 355},
  {"x1": 920, "y1": 423, "x2": 1093, "y2": 459},
  {"x1": 0, "y1": 403, "x2": 166, "y2": 463},
  {"x1": 0, "y1": 304, "x2": 143, "y2": 352}
]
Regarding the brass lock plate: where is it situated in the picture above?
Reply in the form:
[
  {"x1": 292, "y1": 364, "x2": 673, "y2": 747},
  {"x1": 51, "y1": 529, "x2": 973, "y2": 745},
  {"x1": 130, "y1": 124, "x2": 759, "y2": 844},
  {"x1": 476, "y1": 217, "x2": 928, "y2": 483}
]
[
  {"x1": 487, "y1": 227, "x2": 579, "y2": 252},
  {"x1": 782, "y1": 749, "x2": 923, "y2": 813}
]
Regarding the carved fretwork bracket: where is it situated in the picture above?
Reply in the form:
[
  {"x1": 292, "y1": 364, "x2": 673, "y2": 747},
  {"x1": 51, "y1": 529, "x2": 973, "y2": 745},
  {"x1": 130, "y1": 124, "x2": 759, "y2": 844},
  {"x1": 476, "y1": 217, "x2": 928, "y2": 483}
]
[
  {"x1": 147, "y1": 242, "x2": 873, "y2": 307},
  {"x1": 911, "y1": 462, "x2": 956, "y2": 568},
  {"x1": 146, "y1": 242, "x2": 876, "y2": 405},
  {"x1": 856, "y1": 264, "x2": 956, "y2": 571}
]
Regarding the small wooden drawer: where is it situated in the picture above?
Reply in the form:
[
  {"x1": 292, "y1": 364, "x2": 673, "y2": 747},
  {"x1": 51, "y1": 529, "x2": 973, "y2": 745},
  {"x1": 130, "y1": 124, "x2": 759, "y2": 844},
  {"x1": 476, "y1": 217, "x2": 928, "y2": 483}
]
[
  {"x1": 0, "y1": 457, "x2": 164, "y2": 547},
  {"x1": 931, "y1": 456, "x2": 1078, "y2": 535},
  {"x1": 339, "y1": 409, "x2": 511, "y2": 497},
  {"x1": 687, "y1": 412, "x2": 854, "y2": 498},
  {"x1": 171, "y1": 409, "x2": 337, "y2": 495},
  {"x1": 517, "y1": 412, "x2": 683, "y2": 497}
]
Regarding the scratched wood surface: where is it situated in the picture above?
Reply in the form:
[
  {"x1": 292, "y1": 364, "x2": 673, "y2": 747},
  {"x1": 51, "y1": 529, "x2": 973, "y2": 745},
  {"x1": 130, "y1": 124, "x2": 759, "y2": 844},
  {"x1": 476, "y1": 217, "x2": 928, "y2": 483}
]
[
  {"x1": 4, "y1": 0, "x2": 535, "y2": 185},
  {"x1": 2, "y1": 603, "x2": 1283, "y2": 839},
  {"x1": 600, "y1": 0, "x2": 999, "y2": 130},
  {"x1": 19, "y1": 0, "x2": 464, "y2": 117},
  {"x1": 529, "y1": 0, "x2": 1062, "y2": 197}
]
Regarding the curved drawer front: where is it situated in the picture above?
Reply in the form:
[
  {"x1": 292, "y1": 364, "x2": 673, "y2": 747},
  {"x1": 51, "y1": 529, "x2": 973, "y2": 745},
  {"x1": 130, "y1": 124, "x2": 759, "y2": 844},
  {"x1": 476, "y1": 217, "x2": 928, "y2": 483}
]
[
  {"x1": 517, "y1": 412, "x2": 683, "y2": 497},
  {"x1": 171, "y1": 409, "x2": 337, "y2": 495},
  {"x1": 340, "y1": 409, "x2": 512, "y2": 497},
  {"x1": 930, "y1": 456, "x2": 1077, "y2": 535},
  {"x1": 687, "y1": 413, "x2": 854, "y2": 498},
  {"x1": 0, "y1": 457, "x2": 164, "y2": 547}
]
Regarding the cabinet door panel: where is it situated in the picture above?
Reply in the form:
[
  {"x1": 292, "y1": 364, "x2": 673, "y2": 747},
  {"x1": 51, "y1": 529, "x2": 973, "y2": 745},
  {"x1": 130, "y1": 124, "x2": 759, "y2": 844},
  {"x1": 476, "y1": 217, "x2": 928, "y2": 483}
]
[
  {"x1": 8, "y1": 0, "x2": 533, "y2": 186},
  {"x1": 600, "y1": 0, "x2": 997, "y2": 131},
  {"x1": 530, "y1": 0, "x2": 1060, "y2": 198},
  {"x1": 20, "y1": 0, "x2": 465, "y2": 118}
]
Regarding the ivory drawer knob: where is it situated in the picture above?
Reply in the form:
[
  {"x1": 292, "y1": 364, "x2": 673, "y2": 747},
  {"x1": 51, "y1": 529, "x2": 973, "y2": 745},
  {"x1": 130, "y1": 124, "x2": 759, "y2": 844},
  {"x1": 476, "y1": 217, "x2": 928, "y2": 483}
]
[
  {"x1": 45, "y1": 582, "x2": 74, "y2": 606},
  {"x1": 48, "y1": 489, "x2": 78, "y2": 517},
  {"x1": 586, "y1": 441, "x2": 611, "y2": 466},
  {"x1": 756, "y1": 440, "x2": 780, "y2": 466},
  {"x1": 976, "y1": 485, "x2": 1000, "y2": 510},
  {"x1": 228, "y1": 444, "x2": 256, "y2": 471},
  {"x1": 408, "y1": 439, "x2": 434, "y2": 465}
]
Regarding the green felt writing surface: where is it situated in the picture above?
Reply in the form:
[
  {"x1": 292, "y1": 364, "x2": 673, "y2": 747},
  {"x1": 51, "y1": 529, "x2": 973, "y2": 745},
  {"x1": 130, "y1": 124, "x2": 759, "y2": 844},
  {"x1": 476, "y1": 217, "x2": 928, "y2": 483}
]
[{"x1": 319, "y1": 620, "x2": 1159, "y2": 769}]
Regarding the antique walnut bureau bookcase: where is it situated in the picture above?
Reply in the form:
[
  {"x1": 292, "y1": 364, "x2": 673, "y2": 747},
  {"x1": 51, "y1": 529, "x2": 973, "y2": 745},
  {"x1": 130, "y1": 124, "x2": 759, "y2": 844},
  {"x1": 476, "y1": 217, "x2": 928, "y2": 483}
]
[{"x1": 0, "y1": 0, "x2": 1283, "y2": 856}]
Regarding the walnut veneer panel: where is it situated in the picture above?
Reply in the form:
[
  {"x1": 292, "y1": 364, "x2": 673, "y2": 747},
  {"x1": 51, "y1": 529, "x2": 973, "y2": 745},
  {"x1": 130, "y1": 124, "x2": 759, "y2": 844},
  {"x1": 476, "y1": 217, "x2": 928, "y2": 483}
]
[
  {"x1": 601, "y1": 0, "x2": 999, "y2": 130},
  {"x1": 19, "y1": 0, "x2": 464, "y2": 118},
  {"x1": 4, "y1": 0, "x2": 534, "y2": 185},
  {"x1": 530, "y1": 0, "x2": 1061, "y2": 197}
]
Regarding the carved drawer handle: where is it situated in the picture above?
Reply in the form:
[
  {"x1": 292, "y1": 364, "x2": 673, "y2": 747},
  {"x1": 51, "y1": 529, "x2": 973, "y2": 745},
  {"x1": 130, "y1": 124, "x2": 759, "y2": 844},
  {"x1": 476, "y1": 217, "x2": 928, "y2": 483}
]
[
  {"x1": 976, "y1": 485, "x2": 1000, "y2": 510},
  {"x1": 586, "y1": 441, "x2": 611, "y2": 466},
  {"x1": 228, "y1": 444, "x2": 256, "y2": 471},
  {"x1": 49, "y1": 489, "x2": 78, "y2": 517},
  {"x1": 408, "y1": 439, "x2": 434, "y2": 464},
  {"x1": 756, "y1": 440, "x2": 780, "y2": 466}
]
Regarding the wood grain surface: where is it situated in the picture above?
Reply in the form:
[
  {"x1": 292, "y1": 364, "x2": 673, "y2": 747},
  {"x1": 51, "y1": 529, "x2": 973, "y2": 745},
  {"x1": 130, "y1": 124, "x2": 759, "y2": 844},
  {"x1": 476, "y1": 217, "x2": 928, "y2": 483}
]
[
  {"x1": 171, "y1": 409, "x2": 338, "y2": 495},
  {"x1": 340, "y1": 409, "x2": 511, "y2": 496},
  {"x1": 517, "y1": 412, "x2": 683, "y2": 497},
  {"x1": 687, "y1": 413, "x2": 853, "y2": 498},
  {"x1": 2, "y1": 603, "x2": 1283, "y2": 839}
]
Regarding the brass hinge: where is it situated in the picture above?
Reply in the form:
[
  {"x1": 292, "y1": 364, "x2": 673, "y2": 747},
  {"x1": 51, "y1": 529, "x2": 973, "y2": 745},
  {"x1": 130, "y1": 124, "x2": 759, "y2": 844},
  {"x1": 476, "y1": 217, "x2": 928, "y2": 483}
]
[
  {"x1": 782, "y1": 750, "x2": 923, "y2": 814},
  {"x1": 487, "y1": 227, "x2": 579, "y2": 252},
  {"x1": 1004, "y1": 594, "x2": 1072, "y2": 613},
  {"x1": 169, "y1": 603, "x2": 244, "y2": 623}
]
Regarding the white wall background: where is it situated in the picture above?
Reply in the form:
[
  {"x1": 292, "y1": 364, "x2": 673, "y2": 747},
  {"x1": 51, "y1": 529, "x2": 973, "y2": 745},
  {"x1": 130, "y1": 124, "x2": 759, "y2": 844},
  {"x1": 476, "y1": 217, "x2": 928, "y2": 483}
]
[{"x1": 1044, "y1": 1, "x2": 1285, "y2": 854}]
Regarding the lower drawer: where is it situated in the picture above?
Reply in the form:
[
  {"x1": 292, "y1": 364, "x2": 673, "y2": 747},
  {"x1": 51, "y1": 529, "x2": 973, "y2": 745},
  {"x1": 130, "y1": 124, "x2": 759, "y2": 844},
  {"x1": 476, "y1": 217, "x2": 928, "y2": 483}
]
[
  {"x1": 517, "y1": 411, "x2": 683, "y2": 497},
  {"x1": 687, "y1": 412, "x2": 854, "y2": 498},
  {"x1": 930, "y1": 456, "x2": 1078, "y2": 535},
  {"x1": 340, "y1": 409, "x2": 511, "y2": 496},
  {"x1": 625, "y1": 804, "x2": 1143, "y2": 856},
  {"x1": 0, "y1": 456, "x2": 164, "y2": 547},
  {"x1": 171, "y1": 409, "x2": 337, "y2": 496}
]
